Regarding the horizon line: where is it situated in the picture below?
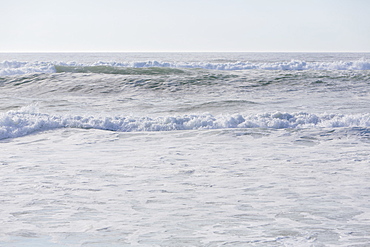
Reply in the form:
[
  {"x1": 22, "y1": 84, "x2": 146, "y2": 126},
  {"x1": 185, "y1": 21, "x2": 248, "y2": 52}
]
[{"x1": 1, "y1": 50, "x2": 370, "y2": 53}]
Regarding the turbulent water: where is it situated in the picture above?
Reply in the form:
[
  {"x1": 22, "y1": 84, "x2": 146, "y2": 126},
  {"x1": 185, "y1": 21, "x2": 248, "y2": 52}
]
[{"x1": 1, "y1": 52, "x2": 370, "y2": 246}]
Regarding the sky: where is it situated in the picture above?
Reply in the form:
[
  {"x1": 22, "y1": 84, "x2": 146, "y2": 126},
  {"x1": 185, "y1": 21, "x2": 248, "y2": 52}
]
[{"x1": 1, "y1": 0, "x2": 370, "y2": 52}]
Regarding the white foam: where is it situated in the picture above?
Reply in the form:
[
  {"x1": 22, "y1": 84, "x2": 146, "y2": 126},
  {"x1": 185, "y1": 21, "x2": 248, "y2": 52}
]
[
  {"x1": 1, "y1": 107, "x2": 369, "y2": 140},
  {"x1": 0, "y1": 61, "x2": 56, "y2": 76},
  {"x1": 90, "y1": 59, "x2": 370, "y2": 70}
]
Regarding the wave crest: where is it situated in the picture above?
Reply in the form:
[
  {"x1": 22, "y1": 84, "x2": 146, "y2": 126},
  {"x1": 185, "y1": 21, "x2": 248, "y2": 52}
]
[
  {"x1": 0, "y1": 61, "x2": 56, "y2": 76},
  {"x1": 1, "y1": 107, "x2": 369, "y2": 139},
  {"x1": 71, "y1": 59, "x2": 370, "y2": 71},
  {"x1": 1, "y1": 59, "x2": 370, "y2": 76}
]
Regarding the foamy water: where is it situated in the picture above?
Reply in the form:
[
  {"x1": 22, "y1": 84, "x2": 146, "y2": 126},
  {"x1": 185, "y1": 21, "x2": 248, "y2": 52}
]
[{"x1": 1, "y1": 52, "x2": 370, "y2": 246}]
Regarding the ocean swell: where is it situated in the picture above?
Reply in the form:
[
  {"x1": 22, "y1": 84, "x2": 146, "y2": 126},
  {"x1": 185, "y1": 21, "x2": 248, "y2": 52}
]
[{"x1": 1, "y1": 107, "x2": 369, "y2": 140}]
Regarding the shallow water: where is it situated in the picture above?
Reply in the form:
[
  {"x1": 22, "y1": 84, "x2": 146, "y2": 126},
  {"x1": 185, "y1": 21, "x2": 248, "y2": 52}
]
[{"x1": 1, "y1": 52, "x2": 370, "y2": 246}]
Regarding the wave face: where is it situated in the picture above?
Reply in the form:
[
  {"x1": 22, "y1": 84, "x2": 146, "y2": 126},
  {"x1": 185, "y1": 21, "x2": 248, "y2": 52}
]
[
  {"x1": 1, "y1": 106, "x2": 369, "y2": 140},
  {"x1": 54, "y1": 65, "x2": 186, "y2": 75},
  {"x1": 1, "y1": 59, "x2": 370, "y2": 76}
]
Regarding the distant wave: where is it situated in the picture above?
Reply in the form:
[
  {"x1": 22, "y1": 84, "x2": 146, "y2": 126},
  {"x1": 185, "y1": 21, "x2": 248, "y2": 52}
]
[
  {"x1": 1, "y1": 106, "x2": 369, "y2": 140},
  {"x1": 88, "y1": 59, "x2": 370, "y2": 71},
  {"x1": 1, "y1": 59, "x2": 370, "y2": 76}
]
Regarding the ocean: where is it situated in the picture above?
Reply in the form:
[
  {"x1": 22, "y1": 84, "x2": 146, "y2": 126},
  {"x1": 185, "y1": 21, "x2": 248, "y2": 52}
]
[{"x1": 0, "y1": 52, "x2": 370, "y2": 246}]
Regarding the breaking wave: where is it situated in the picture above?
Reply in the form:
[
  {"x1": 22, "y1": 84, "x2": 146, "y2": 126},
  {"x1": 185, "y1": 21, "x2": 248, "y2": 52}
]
[
  {"x1": 0, "y1": 61, "x2": 56, "y2": 76},
  {"x1": 88, "y1": 59, "x2": 370, "y2": 71},
  {"x1": 1, "y1": 106, "x2": 369, "y2": 140},
  {"x1": 1, "y1": 59, "x2": 370, "y2": 76}
]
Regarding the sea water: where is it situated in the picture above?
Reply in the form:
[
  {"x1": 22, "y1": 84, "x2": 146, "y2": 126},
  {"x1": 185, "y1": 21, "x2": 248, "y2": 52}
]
[{"x1": 0, "y1": 52, "x2": 370, "y2": 246}]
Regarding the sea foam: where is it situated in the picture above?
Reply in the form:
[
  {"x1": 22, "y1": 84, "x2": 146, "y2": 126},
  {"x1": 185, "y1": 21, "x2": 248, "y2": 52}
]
[
  {"x1": 1, "y1": 107, "x2": 369, "y2": 140},
  {"x1": 0, "y1": 61, "x2": 56, "y2": 76},
  {"x1": 99, "y1": 59, "x2": 370, "y2": 70},
  {"x1": 66, "y1": 59, "x2": 370, "y2": 71}
]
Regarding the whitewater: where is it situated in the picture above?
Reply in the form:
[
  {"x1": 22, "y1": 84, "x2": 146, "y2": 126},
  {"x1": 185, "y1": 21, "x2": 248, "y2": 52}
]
[{"x1": 1, "y1": 52, "x2": 370, "y2": 246}]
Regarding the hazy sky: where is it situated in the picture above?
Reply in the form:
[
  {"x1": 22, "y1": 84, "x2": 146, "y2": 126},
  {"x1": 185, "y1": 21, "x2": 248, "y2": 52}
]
[{"x1": 1, "y1": 0, "x2": 369, "y2": 52}]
